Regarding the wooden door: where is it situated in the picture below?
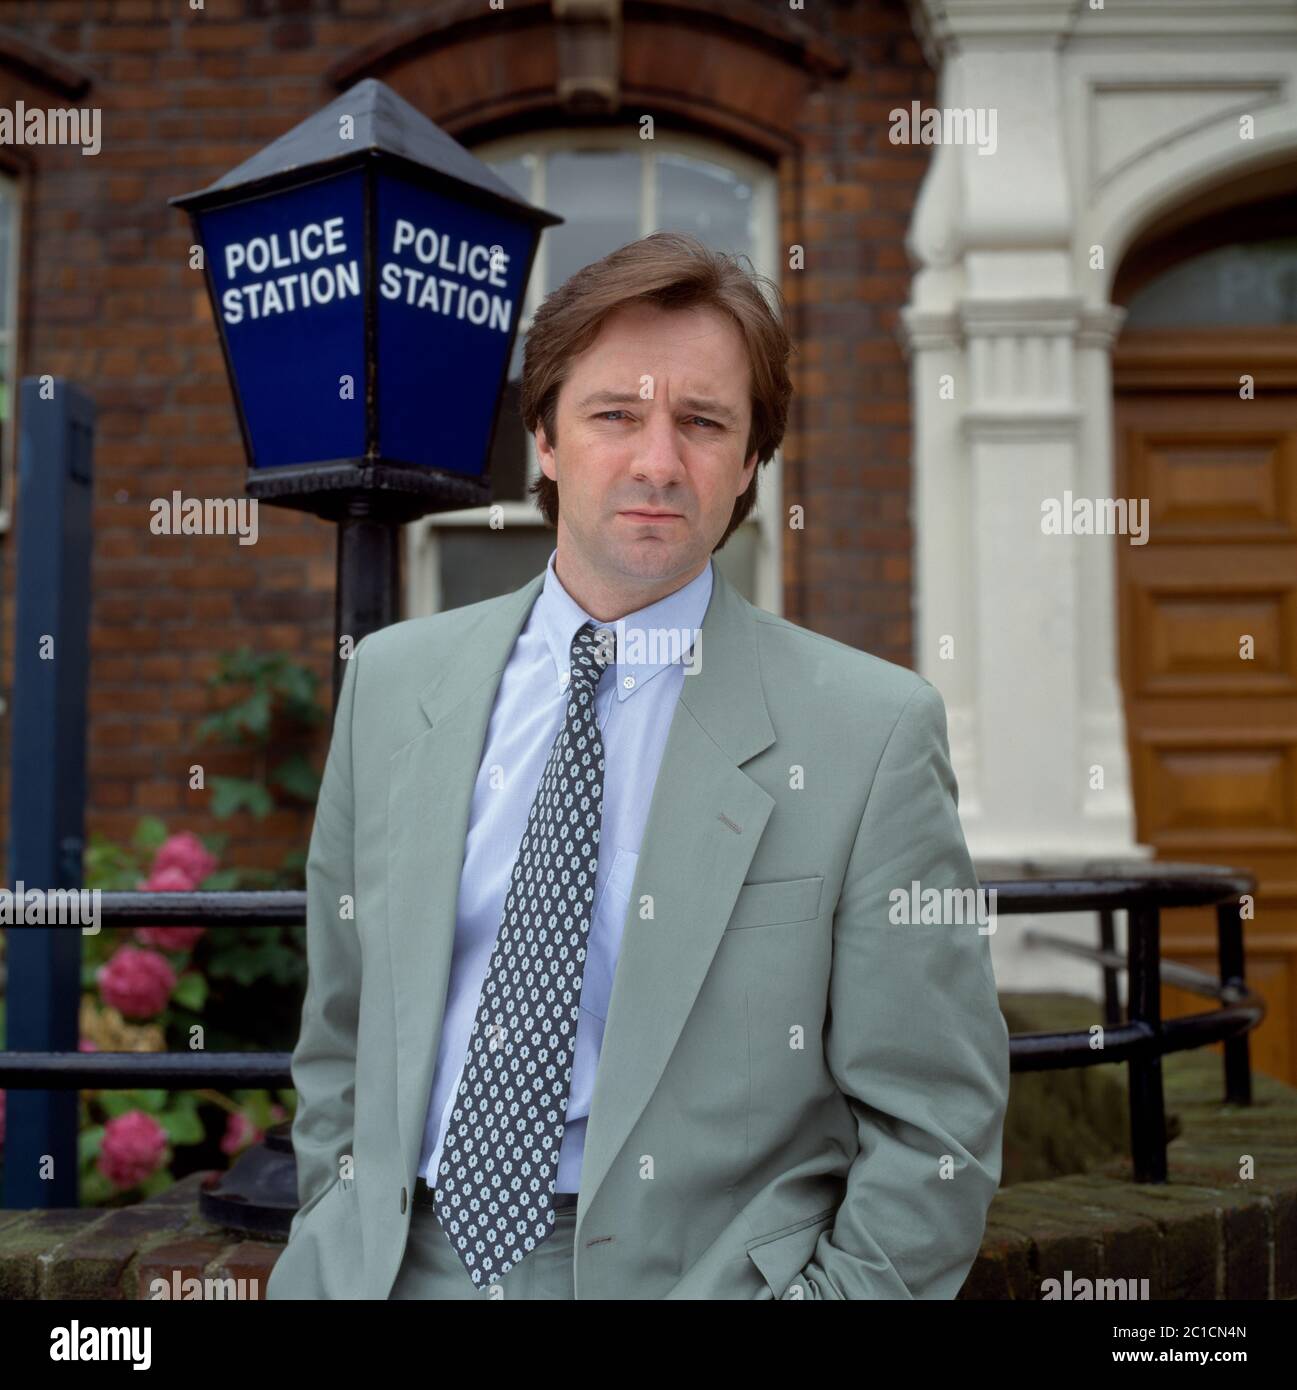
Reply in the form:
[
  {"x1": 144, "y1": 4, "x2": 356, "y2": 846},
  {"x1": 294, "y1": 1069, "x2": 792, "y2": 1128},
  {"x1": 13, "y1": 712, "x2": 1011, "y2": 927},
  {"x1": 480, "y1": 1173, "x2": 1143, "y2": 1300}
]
[{"x1": 1114, "y1": 327, "x2": 1297, "y2": 1085}]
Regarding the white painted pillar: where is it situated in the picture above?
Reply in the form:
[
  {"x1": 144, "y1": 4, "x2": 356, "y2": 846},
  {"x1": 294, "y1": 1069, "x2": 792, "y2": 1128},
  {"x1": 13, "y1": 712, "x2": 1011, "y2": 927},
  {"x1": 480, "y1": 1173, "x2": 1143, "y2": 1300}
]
[{"x1": 899, "y1": 5, "x2": 1148, "y2": 990}]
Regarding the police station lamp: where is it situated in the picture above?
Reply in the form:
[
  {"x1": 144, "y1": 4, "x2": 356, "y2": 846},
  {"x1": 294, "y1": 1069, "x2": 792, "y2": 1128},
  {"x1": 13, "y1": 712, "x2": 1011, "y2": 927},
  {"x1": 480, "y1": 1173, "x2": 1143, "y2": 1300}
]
[{"x1": 170, "y1": 79, "x2": 562, "y2": 679}]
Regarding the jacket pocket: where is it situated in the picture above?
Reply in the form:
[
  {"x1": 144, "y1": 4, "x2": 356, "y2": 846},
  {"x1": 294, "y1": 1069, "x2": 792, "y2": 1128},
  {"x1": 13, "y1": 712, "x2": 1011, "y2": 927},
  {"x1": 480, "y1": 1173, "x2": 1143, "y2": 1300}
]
[
  {"x1": 725, "y1": 876, "x2": 823, "y2": 932},
  {"x1": 745, "y1": 1205, "x2": 838, "y2": 1298}
]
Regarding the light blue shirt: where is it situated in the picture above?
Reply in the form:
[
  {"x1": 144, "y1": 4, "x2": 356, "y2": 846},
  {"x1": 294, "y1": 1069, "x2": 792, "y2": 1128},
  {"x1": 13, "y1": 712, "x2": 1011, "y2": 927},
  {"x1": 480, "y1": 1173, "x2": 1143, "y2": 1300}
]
[{"x1": 419, "y1": 547, "x2": 714, "y2": 1193}]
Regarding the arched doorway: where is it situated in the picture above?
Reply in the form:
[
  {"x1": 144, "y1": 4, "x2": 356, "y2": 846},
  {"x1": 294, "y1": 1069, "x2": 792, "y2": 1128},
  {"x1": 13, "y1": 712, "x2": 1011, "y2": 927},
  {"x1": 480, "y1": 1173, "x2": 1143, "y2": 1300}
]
[{"x1": 1112, "y1": 185, "x2": 1297, "y2": 1084}]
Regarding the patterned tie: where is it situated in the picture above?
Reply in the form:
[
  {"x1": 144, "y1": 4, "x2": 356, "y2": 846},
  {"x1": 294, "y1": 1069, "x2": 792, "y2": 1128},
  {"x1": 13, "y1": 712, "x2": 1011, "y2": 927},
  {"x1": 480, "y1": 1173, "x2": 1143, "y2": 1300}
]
[{"x1": 434, "y1": 619, "x2": 614, "y2": 1289}]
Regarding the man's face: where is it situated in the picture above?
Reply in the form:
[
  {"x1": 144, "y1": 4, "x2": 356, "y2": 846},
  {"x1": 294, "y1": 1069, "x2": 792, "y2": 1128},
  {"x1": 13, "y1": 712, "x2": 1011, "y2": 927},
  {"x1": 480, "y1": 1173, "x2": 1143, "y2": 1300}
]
[{"x1": 534, "y1": 301, "x2": 758, "y2": 605}]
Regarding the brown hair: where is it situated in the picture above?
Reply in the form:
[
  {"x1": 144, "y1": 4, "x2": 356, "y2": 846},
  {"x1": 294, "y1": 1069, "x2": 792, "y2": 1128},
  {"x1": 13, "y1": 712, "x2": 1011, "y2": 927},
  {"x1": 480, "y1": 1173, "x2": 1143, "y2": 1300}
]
[{"x1": 519, "y1": 230, "x2": 793, "y2": 552}]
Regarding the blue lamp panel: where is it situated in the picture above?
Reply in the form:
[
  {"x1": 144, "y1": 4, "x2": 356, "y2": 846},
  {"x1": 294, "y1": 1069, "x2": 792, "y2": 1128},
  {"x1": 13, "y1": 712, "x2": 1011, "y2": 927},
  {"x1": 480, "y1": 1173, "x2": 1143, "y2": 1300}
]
[
  {"x1": 375, "y1": 174, "x2": 536, "y2": 476},
  {"x1": 200, "y1": 169, "x2": 367, "y2": 468}
]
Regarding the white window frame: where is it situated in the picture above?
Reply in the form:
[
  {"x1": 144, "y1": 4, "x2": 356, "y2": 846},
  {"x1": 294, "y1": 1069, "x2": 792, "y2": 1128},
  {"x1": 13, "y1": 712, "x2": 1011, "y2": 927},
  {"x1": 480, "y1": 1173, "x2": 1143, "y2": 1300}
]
[
  {"x1": 405, "y1": 127, "x2": 783, "y2": 616},
  {"x1": 0, "y1": 169, "x2": 21, "y2": 534}
]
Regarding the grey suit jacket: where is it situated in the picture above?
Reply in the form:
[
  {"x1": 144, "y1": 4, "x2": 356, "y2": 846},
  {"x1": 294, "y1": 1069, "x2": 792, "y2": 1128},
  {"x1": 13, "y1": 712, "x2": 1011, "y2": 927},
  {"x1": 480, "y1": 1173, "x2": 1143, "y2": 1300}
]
[{"x1": 265, "y1": 562, "x2": 1009, "y2": 1299}]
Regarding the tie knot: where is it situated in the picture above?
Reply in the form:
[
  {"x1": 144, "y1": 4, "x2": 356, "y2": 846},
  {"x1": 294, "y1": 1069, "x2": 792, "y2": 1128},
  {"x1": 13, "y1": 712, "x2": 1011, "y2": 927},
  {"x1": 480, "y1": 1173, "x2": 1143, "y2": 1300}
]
[{"x1": 569, "y1": 621, "x2": 613, "y2": 689}]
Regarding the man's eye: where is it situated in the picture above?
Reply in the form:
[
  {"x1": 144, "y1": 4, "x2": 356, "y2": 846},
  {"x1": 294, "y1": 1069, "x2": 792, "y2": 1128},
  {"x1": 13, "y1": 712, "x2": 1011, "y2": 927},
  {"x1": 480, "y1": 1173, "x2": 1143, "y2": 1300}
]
[
  {"x1": 689, "y1": 416, "x2": 720, "y2": 429},
  {"x1": 597, "y1": 410, "x2": 628, "y2": 421}
]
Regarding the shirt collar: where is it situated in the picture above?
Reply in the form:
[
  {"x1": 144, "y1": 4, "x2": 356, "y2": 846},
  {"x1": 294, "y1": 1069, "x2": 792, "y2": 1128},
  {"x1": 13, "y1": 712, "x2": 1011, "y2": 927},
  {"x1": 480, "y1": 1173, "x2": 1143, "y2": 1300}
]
[{"x1": 538, "y1": 546, "x2": 713, "y2": 701}]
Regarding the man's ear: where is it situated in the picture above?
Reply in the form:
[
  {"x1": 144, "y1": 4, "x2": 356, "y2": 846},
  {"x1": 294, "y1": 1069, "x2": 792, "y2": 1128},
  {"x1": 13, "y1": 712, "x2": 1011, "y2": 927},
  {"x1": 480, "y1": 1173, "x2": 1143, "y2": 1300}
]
[
  {"x1": 740, "y1": 448, "x2": 758, "y2": 492},
  {"x1": 535, "y1": 424, "x2": 558, "y2": 482}
]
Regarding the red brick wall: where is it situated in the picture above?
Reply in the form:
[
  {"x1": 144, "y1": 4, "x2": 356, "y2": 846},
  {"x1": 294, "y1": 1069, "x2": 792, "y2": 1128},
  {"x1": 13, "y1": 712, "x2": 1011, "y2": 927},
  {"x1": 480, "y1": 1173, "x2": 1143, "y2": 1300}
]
[{"x1": 0, "y1": 0, "x2": 932, "y2": 881}]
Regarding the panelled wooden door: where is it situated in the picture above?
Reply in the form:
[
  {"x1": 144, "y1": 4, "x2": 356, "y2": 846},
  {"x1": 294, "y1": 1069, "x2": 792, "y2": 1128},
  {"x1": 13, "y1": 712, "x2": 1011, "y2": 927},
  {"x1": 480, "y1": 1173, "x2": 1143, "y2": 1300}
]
[{"x1": 1114, "y1": 328, "x2": 1297, "y2": 1085}]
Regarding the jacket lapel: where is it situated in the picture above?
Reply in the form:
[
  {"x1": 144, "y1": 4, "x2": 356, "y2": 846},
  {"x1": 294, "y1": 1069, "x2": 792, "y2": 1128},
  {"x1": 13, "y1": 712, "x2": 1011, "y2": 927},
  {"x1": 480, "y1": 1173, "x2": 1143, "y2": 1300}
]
[{"x1": 384, "y1": 564, "x2": 778, "y2": 1230}]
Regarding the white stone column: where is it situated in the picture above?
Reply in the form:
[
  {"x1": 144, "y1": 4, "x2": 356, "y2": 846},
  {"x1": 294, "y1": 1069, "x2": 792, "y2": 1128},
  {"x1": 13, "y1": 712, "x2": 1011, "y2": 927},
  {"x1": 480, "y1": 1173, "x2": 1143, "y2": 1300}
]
[{"x1": 899, "y1": 3, "x2": 1148, "y2": 991}]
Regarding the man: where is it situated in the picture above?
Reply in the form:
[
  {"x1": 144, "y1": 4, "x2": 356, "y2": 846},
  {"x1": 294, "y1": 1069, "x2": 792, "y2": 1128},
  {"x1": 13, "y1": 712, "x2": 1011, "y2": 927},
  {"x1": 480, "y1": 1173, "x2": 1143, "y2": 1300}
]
[{"x1": 266, "y1": 230, "x2": 1009, "y2": 1301}]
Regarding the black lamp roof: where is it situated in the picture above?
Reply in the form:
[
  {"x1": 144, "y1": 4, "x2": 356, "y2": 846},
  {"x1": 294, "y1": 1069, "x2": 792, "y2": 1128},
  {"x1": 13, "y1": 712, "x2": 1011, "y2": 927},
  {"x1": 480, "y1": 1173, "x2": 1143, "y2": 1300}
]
[{"x1": 171, "y1": 77, "x2": 561, "y2": 226}]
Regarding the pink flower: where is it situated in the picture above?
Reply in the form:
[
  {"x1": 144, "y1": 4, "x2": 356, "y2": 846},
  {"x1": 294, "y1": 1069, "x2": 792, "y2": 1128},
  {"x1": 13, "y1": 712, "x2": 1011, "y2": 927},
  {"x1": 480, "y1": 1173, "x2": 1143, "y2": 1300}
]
[
  {"x1": 148, "y1": 832, "x2": 218, "y2": 889},
  {"x1": 96, "y1": 945, "x2": 176, "y2": 1019},
  {"x1": 134, "y1": 926, "x2": 206, "y2": 952},
  {"x1": 139, "y1": 864, "x2": 200, "y2": 894},
  {"x1": 97, "y1": 1110, "x2": 168, "y2": 1189},
  {"x1": 78, "y1": 1040, "x2": 98, "y2": 1052},
  {"x1": 220, "y1": 1110, "x2": 262, "y2": 1156}
]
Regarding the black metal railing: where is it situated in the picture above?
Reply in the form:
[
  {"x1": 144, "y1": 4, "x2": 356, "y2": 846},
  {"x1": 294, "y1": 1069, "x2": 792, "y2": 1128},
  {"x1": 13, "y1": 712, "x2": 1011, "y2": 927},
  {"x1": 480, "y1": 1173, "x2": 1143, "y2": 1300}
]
[
  {"x1": 0, "y1": 860, "x2": 1265, "y2": 1190},
  {"x1": 979, "y1": 858, "x2": 1263, "y2": 1180}
]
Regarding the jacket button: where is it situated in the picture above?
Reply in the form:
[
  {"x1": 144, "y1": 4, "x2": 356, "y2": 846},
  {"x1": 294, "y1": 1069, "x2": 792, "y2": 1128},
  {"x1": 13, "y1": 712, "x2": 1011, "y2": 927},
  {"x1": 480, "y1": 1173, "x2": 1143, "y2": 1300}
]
[{"x1": 400, "y1": 1187, "x2": 408, "y2": 1214}]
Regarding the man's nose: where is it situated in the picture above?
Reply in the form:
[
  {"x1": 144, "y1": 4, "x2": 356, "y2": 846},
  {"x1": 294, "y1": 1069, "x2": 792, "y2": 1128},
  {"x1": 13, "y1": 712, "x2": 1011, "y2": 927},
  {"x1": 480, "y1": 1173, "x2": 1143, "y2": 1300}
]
[{"x1": 632, "y1": 410, "x2": 689, "y2": 483}]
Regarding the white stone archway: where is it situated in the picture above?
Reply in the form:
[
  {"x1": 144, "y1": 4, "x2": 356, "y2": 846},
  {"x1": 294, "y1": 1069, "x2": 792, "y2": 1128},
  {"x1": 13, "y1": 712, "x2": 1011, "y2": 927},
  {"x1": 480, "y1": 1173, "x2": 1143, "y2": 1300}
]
[{"x1": 899, "y1": 0, "x2": 1297, "y2": 989}]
